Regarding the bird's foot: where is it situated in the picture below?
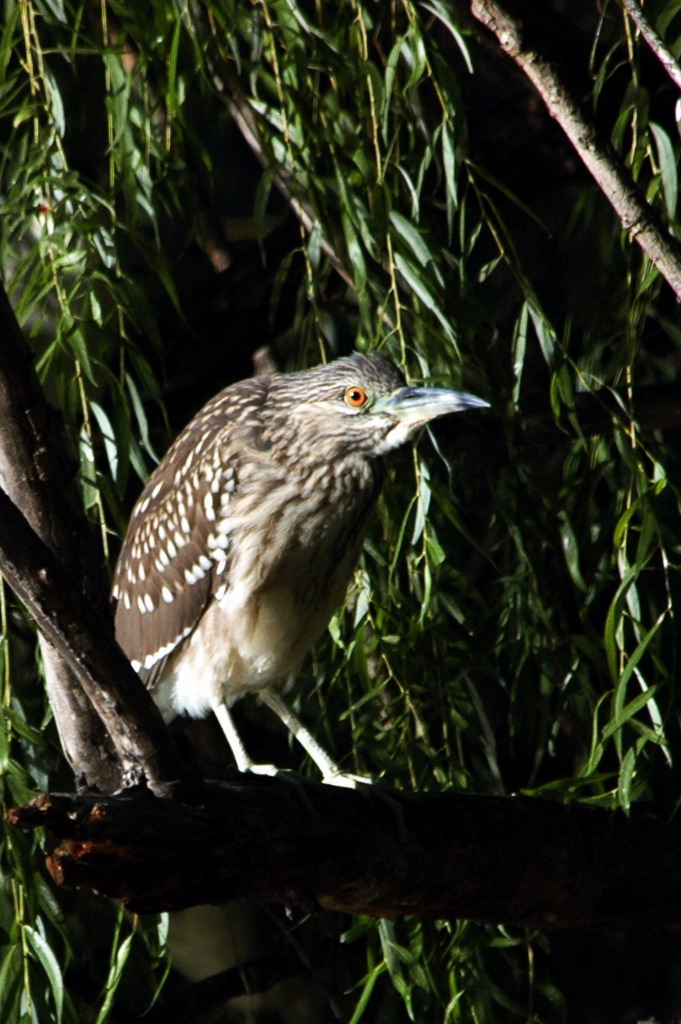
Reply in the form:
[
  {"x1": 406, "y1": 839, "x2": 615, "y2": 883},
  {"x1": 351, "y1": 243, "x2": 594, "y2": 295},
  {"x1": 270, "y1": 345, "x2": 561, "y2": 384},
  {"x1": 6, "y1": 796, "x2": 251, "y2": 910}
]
[
  {"x1": 243, "y1": 762, "x2": 282, "y2": 777},
  {"x1": 321, "y1": 770, "x2": 373, "y2": 789}
]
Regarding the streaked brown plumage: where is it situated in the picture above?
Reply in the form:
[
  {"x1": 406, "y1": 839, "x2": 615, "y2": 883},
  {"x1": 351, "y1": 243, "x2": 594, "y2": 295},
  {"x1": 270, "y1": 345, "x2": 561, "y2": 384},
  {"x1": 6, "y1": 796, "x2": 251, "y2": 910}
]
[{"x1": 113, "y1": 352, "x2": 487, "y2": 784}]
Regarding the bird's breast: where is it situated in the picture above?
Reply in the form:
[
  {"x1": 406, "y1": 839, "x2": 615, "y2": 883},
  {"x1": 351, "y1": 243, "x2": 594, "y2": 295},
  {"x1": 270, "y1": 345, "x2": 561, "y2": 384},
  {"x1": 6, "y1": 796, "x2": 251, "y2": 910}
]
[{"x1": 156, "y1": 458, "x2": 380, "y2": 719}]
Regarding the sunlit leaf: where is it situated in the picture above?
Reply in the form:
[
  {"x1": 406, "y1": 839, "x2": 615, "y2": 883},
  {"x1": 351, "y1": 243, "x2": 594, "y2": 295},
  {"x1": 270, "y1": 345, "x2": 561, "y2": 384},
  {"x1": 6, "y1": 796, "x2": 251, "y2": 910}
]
[{"x1": 650, "y1": 121, "x2": 678, "y2": 220}]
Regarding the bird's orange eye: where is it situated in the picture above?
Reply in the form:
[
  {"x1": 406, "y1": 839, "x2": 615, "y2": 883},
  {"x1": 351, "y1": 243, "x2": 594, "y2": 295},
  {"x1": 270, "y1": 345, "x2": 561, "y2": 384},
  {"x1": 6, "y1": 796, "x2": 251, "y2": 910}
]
[{"x1": 344, "y1": 385, "x2": 368, "y2": 408}]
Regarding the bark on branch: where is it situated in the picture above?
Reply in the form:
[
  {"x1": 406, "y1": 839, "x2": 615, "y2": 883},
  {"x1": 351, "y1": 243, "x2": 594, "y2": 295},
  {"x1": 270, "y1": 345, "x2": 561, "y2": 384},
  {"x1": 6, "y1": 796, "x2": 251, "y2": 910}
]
[
  {"x1": 9, "y1": 781, "x2": 681, "y2": 928},
  {"x1": 622, "y1": 0, "x2": 681, "y2": 92},
  {"x1": 470, "y1": 0, "x2": 681, "y2": 299},
  {"x1": 0, "y1": 486, "x2": 189, "y2": 792}
]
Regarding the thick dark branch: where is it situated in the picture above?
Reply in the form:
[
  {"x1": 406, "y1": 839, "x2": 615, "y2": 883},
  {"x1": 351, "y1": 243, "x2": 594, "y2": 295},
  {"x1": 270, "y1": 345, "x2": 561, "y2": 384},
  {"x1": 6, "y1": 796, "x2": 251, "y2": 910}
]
[
  {"x1": 0, "y1": 487, "x2": 189, "y2": 792},
  {"x1": 9, "y1": 780, "x2": 681, "y2": 927},
  {"x1": 470, "y1": 0, "x2": 681, "y2": 299}
]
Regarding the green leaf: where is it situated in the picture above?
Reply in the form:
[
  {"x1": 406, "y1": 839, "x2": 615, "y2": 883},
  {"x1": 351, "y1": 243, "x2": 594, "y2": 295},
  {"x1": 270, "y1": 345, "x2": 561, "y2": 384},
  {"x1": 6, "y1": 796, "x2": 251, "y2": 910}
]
[
  {"x1": 348, "y1": 961, "x2": 387, "y2": 1024},
  {"x1": 557, "y1": 510, "x2": 588, "y2": 592},
  {"x1": 420, "y1": 1, "x2": 473, "y2": 72},
  {"x1": 612, "y1": 612, "x2": 666, "y2": 725},
  {"x1": 95, "y1": 933, "x2": 134, "y2": 1024},
  {"x1": 441, "y1": 123, "x2": 457, "y2": 237},
  {"x1": 90, "y1": 401, "x2": 119, "y2": 484},
  {"x1": 602, "y1": 684, "x2": 661, "y2": 741},
  {"x1": 165, "y1": 16, "x2": 183, "y2": 123},
  {"x1": 393, "y1": 252, "x2": 458, "y2": 347},
  {"x1": 650, "y1": 121, "x2": 678, "y2": 220},
  {"x1": 25, "y1": 924, "x2": 64, "y2": 1022},
  {"x1": 389, "y1": 210, "x2": 432, "y2": 267}
]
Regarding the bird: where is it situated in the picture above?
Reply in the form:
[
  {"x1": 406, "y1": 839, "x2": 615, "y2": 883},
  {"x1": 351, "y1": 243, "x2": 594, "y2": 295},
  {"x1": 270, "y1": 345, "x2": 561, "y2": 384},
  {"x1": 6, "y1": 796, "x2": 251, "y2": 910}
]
[{"x1": 112, "y1": 351, "x2": 487, "y2": 785}]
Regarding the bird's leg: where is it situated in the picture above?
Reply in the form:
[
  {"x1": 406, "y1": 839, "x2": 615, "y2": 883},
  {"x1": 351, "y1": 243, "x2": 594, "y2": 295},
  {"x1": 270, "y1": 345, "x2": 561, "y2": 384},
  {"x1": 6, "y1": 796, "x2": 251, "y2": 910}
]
[
  {"x1": 259, "y1": 689, "x2": 370, "y2": 789},
  {"x1": 210, "y1": 700, "x2": 280, "y2": 777}
]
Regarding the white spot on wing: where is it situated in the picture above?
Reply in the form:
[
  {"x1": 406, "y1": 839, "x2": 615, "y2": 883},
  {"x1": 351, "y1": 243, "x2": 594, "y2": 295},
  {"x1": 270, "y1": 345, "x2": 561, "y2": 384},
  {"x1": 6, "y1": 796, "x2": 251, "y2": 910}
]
[
  {"x1": 141, "y1": 626, "x2": 193, "y2": 671},
  {"x1": 184, "y1": 564, "x2": 206, "y2": 584},
  {"x1": 212, "y1": 531, "x2": 230, "y2": 550}
]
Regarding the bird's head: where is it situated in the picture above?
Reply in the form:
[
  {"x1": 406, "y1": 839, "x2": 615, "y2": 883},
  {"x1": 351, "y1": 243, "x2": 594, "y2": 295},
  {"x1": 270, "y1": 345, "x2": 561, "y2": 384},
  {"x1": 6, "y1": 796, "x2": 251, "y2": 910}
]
[{"x1": 266, "y1": 351, "x2": 489, "y2": 460}]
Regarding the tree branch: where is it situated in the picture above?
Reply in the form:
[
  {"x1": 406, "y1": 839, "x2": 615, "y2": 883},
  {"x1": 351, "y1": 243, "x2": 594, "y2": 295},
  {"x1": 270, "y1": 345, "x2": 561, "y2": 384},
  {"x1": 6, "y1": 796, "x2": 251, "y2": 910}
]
[
  {"x1": 9, "y1": 781, "x2": 681, "y2": 928},
  {"x1": 470, "y1": 0, "x2": 681, "y2": 299},
  {"x1": 0, "y1": 485, "x2": 190, "y2": 792},
  {"x1": 622, "y1": 0, "x2": 681, "y2": 92},
  {"x1": 0, "y1": 276, "x2": 188, "y2": 792}
]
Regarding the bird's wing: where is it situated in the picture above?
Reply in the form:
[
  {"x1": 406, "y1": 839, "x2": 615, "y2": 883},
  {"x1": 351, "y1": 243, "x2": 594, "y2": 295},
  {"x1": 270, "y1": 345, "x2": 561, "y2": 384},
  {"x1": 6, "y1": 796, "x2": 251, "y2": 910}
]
[
  {"x1": 113, "y1": 481, "x2": 214, "y2": 687},
  {"x1": 112, "y1": 378, "x2": 268, "y2": 688}
]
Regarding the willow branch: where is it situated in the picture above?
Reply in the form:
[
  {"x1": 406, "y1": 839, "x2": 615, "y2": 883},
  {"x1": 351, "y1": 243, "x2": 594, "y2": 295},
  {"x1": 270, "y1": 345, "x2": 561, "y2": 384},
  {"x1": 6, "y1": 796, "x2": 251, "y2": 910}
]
[
  {"x1": 622, "y1": 0, "x2": 681, "y2": 92},
  {"x1": 470, "y1": 0, "x2": 681, "y2": 299}
]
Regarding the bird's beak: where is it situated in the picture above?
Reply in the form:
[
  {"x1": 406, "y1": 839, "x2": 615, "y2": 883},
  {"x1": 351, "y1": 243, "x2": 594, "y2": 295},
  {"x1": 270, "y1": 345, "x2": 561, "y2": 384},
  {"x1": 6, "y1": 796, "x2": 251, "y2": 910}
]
[
  {"x1": 372, "y1": 385, "x2": 489, "y2": 452},
  {"x1": 380, "y1": 386, "x2": 489, "y2": 429}
]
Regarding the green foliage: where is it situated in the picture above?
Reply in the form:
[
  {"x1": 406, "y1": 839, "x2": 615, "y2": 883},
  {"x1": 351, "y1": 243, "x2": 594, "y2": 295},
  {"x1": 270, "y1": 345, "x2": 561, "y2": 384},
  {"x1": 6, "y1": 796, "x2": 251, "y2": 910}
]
[{"x1": 2, "y1": 0, "x2": 681, "y2": 1020}]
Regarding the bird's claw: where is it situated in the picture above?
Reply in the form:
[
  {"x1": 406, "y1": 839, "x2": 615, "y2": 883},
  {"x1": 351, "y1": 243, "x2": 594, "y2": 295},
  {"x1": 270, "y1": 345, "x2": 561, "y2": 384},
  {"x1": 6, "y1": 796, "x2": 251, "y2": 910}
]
[
  {"x1": 321, "y1": 771, "x2": 373, "y2": 789},
  {"x1": 244, "y1": 763, "x2": 281, "y2": 777}
]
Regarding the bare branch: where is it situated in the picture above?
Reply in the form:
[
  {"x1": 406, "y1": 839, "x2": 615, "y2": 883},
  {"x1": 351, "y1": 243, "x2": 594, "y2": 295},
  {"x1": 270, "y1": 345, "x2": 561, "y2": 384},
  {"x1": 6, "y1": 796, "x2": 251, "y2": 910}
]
[
  {"x1": 622, "y1": 0, "x2": 681, "y2": 92},
  {"x1": 10, "y1": 781, "x2": 681, "y2": 928},
  {"x1": 470, "y1": 0, "x2": 681, "y2": 299}
]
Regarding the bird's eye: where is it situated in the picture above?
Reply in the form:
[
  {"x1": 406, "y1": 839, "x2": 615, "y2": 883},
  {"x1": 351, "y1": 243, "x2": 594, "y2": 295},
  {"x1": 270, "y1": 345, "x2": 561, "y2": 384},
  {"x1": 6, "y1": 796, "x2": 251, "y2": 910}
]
[{"x1": 344, "y1": 386, "x2": 368, "y2": 408}]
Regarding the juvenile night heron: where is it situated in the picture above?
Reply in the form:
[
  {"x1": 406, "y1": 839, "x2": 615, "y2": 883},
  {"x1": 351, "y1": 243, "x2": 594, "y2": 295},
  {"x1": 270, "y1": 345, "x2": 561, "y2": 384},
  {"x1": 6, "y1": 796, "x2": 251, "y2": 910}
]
[{"x1": 113, "y1": 352, "x2": 487, "y2": 784}]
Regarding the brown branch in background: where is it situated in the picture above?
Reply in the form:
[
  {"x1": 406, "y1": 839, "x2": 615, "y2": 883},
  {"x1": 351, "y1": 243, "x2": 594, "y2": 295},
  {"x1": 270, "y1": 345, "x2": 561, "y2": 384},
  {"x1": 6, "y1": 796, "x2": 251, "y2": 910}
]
[
  {"x1": 621, "y1": 0, "x2": 681, "y2": 92},
  {"x1": 470, "y1": 0, "x2": 681, "y2": 300},
  {"x1": 10, "y1": 781, "x2": 681, "y2": 928},
  {"x1": 219, "y1": 75, "x2": 356, "y2": 292},
  {"x1": 105, "y1": 9, "x2": 233, "y2": 275},
  {"x1": 188, "y1": 3, "x2": 359, "y2": 293},
  {"x1": 0, "y1": 277, "x2": 187, "y2": 793}
]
